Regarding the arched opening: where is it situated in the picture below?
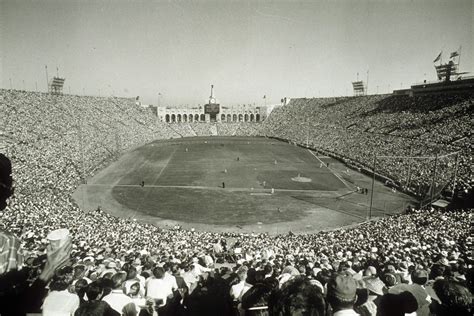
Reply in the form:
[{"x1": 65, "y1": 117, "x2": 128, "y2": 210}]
[
  {"x1": 177, "y1": 114, "x2": 182, "y2": 122},
  {"x1": 239, "y1": 114, "x2": 243, "y2": 122},
  {"x1": 195, "y1": 114, "x2": 199, "y2": 122},
  {"x1": 227, "y1": 114, "x2": 231, "y2": 122},
  {"x1": 165, "y1": 114, "x2": 170, "y2": 123},
  {"x1": 244, "y1": 114, "x2": 249, "y2": 122},
  {"x1": 256, "y1": 114, "x2": 260, "y2": 122},
  {"x1": 221, "y1": 114, "x2": 226, "y2": 122},
  {"x1": 233, "y1": 114, "x2": 237, "y2": 122},
  {"x1": 250, "y1": 114, "x2": 254, "y2": 122},
  {"x1": 183, "y1": 114, "x2": 187, "y2": 122},
  {"x1": 171, "y1": 114, "x2": 176, "y2": 123},
  {"x1": 189, "y1": 114, "x2": 193, "y2": 122},
  {"x1": 200, "y1": 114, "x2": 205, "y2": 122}
]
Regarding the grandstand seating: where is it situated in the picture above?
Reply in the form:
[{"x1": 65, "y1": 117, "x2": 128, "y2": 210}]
[
  {"x1": 0, "y1": 89, "x2": 471, "y2": 316},
  {"x1": 260, "y1": 94, "x2": 473, "y2": 200}
]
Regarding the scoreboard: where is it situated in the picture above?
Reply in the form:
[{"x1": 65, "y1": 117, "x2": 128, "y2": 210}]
[{"x1": 204, "y1": 103, "x2": 220, "y2": 114}]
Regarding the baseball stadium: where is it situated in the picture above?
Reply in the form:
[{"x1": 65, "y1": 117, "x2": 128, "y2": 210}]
[{"x1": 0, "y1": 1, "x2": 472, "y2": 316}]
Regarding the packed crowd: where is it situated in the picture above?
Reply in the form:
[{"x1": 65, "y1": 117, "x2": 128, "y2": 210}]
[
  {"x1": 260, "y1": 94, "x2": 473, "y2": 201},
  {"x1": 164, "y1": 122, "x2": 261, "y2": 138},
  {"x1": 0, "y1": 89, "x2": 472, "y2": 315},
  {"x1": 216, "y1": 123, "x2": 240, "y2": 136}
]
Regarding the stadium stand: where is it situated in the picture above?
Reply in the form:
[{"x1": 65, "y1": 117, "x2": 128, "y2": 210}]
[
  {"x1": 0, "y1": 89, "x2": 472, "y2": 315},
  {"x1": 260, "y1": 94, "x2": 473, "y2": 205},
  {"x1": 216, "y1": 123, "x2": 239, "y2": 136}
]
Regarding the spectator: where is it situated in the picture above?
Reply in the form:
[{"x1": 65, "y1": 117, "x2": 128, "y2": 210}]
[
  {"x1": 378, "y1": 291, "x2": 418, "y2": 316},
  {"x1": 145, "y1": 266, "x2": 172, "y2": 307},
  {"x1": 102, "y1": 272, "x2": 136, "y2": 315},
  {"x1": 268, "y1": 276, "x2": 326, "y2": 316},
  {"x1": 242, "y1": 272, "x2": 278, "y2": 315},
  {"x1": 42, "y1": 266, "x2": 79, "y2": 315},
  {"x1": 74, "y1": 278, "x2": 89, "y2": 305},
  {"x1": 430, "y1": 279, "x2": 472, "y2": 316},
  {"x1": 75, "y1": 281, "x2": 119, "y2": 316},
  {"x1": 326, "y1": 273, "x2": 359, "y2": 316}
]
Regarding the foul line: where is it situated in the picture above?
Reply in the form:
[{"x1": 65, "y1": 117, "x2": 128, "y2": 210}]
[
  {"x1": 133, "y1": 147, "x2": 178, "y2": 217},
  {"x1": 307, "y1": 149, "x2": 352, "y2": 190},
  {"x1": 85, "y1": 183, "x2": 341, "y2": 195},
  {"x1": 154, "y1": 147, "x2": 178, "y2": 181}
]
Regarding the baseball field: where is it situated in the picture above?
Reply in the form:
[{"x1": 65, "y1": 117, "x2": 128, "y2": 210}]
[{"x1": 74, "y1": 136, "x2": 416, "y2": 234}]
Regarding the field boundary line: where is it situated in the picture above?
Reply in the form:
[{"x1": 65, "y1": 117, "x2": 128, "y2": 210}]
[
  {"x1": 153, "y1": 146, "x2": 178, "y2": 183},
  {"x1": 307, "y1": 149, "x2": 352, "y2": 190},
  {"x1": 85, "y1": 183, "x2": 342, "y2": 195},
  {"x1": 132, "y1": 147, "x2": 178, "y2": 217}
]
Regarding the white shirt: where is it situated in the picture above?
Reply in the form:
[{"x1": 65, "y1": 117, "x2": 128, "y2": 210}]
[
  {"x1": 182, "y1": 270, "x2": 199, "y2": 291},
  {"x1": 102, "y1": 289, "x2": 135, "y2": 315},
  {"x1": 230, "y1": 281, "x2": 252, "y2": 301},
  {"x1": 333, "y1": 309, "x2": 360, "y2": 316},
  {"x1": 164, "y1": 272, "x2": 178, "y2": 291},
  {"x1": 146, "y1": 277, "x2": 173, "y2": 306},
  {"x1": 192, "y1": 262, "x2": 211, "y2": 276},
  {"x1": 42, "y1": 289, "x2": 79, "y2": 316}
]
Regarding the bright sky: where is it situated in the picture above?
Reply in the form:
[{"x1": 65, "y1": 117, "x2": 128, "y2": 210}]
[{"x1": 1, "y1": 0, "x2": 472, "y2": 106}]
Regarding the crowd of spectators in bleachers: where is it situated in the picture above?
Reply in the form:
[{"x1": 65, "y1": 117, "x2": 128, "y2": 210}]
[
  {"x1": 188, "y1": 123, "x2": 214, "y2": 137},
  {"x1": 216, "y1": 123, "x2": 239, "y2": 136},
  {"x1": 0, "y1": 89, "x2": 472, "y2": 315},
  {"x1": 165, "y1": 122, "x2": 260, "y2": 138},
  {"x1": 260, "y1": 94, "x2": 473, "y2": 203}
]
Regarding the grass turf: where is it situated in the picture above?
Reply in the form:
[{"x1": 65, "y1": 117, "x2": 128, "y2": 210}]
[{"x1": 109, "y1": 137, "x2": 346, "y2": 225}]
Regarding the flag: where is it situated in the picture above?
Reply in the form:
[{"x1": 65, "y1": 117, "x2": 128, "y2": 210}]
[
  {"x1": 433, "y1": 51, "x2": 442, "y2": 63},
  {"x1": 450, "y1": 50, "x2": 459, "y2": 59}
]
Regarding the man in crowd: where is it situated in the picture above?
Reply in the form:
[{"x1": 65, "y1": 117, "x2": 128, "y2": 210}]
[{"x1": 326, "y1": 273, "x2": 359, "y2": 316}]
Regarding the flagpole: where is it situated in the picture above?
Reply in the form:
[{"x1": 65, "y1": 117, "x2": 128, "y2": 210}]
[
  {"x1": 45, "y1": 65, "x2": 49, "y2": 93},
  {"x1": 366, "y1": 70, "x2": 369, "y2": 96}
]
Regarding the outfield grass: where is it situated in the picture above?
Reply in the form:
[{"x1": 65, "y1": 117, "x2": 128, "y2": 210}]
[
  {"x1": 110, "y1": 137, "x2": 344, "y2": 225},
  {"x1": 76, "y1": 136, "x2": 416, "y2": 232},
  {"x1": 115, "y1": 137, "x2": 344, "y2": 190}
]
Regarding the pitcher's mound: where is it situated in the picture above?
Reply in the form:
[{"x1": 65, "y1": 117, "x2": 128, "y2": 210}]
[{"x1": 291, "y1": 175, "x2": 312, "y2": 183}]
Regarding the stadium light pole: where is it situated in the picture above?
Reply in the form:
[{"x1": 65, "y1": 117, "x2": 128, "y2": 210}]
[
  {"x1": 406, "y1": 148, "x2": 413, "y2": 189},
  {"x1": 429, "y1": 154, "x2": 439, "y2": 208},
  {"x1": 451, "y1": 153, "x2": 459, "y2": 198},
  {"x1": 368, "y1": 152, "x2": 377, "y2": 219}
]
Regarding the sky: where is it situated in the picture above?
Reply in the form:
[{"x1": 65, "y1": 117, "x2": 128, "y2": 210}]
[{"x1": 1, "y1": 0, "x2": 472, "y2": 106}]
